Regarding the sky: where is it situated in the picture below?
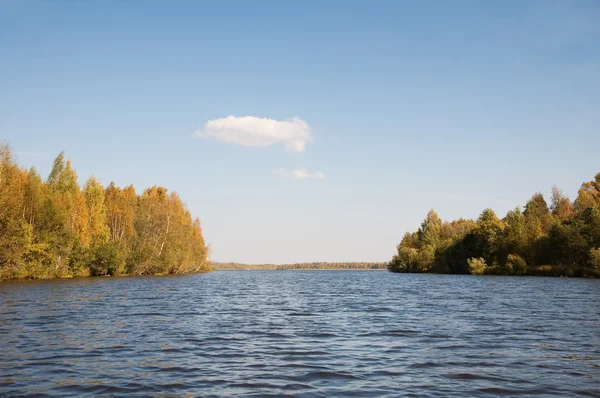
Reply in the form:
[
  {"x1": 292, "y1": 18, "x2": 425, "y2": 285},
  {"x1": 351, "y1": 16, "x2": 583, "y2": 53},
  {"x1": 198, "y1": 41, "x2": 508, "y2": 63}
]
[{"x1": 1, "y1": 0, "x2": 599, "y2": 264}]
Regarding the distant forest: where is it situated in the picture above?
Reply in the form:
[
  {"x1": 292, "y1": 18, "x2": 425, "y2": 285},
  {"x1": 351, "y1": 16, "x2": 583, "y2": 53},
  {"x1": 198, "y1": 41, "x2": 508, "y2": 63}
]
[
  {"x1": 0, "y1": 142, "x2": 210, "y2": 280},
  {"x1": 213, "y1": 262, "x2": 387, "y2": 270},
  {"x1": 389, "y1": 173, "x2": 600, "y2": 277}
]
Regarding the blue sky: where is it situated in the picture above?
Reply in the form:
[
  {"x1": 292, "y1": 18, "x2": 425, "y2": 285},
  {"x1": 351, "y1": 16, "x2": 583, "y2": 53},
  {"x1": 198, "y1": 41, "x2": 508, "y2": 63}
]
[{"x1": 1, "y1": 0, "x2": 599, "y2": 263}]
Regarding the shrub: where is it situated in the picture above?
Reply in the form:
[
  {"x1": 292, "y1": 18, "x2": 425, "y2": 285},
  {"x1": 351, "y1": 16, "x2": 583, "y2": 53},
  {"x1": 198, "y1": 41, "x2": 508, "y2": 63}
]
[
  {"x1": 21, "y1": 243, "x2": 54, "y2": 279},
  {"x1": 467, "y1": 257, "x2": 487, "y2": 275},
  {"x1": 89, "y1": 243, "x2": 125, "y2": 276},
  {"x1": 507, "y1": 254, "x2": 528, "y2": 275},
  {"x1": 68, "y1": 241, "x2": 91, "y2": 277}
]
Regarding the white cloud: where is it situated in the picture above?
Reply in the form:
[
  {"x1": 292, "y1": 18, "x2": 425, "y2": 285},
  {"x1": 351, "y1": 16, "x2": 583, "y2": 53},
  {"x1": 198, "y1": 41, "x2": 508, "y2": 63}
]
[
  {"x1": 196, "y1": 115, "x2": 313, "y2": 152},
  {"x1": 273, "y1": 168, "x2": 325, "y2": 181}
]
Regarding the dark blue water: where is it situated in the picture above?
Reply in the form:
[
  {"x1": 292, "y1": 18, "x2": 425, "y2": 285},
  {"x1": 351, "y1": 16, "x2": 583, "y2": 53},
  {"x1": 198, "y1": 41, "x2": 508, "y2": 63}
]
[{"x1": 0, "y1": 271, "x2": 599, "y2": 397}]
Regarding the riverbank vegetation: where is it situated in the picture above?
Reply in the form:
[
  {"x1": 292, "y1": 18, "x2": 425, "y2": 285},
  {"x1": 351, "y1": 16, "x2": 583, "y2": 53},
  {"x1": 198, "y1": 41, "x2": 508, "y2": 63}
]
[
  {"x1": 388, "y1": 173, "x2": 600, "y2": 277},
  {"x1": 0, "y1": 142, "x2": 210, "y2": 280},
  {"x1": 213, "y1": 262, "x2": 386, "y2": 270}
]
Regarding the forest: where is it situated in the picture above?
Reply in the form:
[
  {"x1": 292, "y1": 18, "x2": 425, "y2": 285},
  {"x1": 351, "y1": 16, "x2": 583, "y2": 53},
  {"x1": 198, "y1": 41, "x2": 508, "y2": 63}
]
[
  {"x1": 213, "y1": 262, "x2": 386, "y2": 270},
  {"x1": 388, "y1": 173, "x2": 600, "y2": 277},
  {"x1": 0, "y1": 142, "x2": 211, "y2": 280}
]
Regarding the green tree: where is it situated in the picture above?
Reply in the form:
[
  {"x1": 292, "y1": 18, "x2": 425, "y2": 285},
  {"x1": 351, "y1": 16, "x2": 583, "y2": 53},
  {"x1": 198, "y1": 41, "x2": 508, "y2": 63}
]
[
  {"x1": 474, "y1": 208, "x2": 505, "y2": 266},
  {"x1": 388, "y1": 173, "x2": 600, "y2": 278},
  {"x1": 522, "y1": 193, "x2": 551, "y2": 266},
  {"x1": 503, "y1": 208, "x2": 525, "y2": 261},
  {"x1": 388, "y1": 233, "x2": 420, "y2": 273}
]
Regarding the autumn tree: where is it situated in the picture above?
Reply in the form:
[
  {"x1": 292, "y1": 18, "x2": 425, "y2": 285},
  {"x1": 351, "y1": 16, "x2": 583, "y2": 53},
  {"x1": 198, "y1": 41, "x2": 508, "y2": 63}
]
[
  {"x1": 550, "y1": 186, "x2": 574, "y2": 222},
  {"x1": 0, "y1": 142, "x2": 27, "y2": 277},
  {"x1": 0, "y1": 146, "x2": 211, "y2": 280}
]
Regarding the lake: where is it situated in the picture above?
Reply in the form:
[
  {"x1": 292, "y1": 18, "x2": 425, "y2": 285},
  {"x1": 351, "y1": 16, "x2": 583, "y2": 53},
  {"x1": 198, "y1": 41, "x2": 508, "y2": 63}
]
[{"x1": 0, "y1": 271, "x2": 599, "y2": 397}]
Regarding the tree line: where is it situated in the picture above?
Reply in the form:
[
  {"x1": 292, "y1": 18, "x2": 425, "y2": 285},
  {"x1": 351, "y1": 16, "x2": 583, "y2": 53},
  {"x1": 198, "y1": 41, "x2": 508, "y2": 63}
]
[
  {"x1": 213, "y1": 262, "x2": 387, "y2": 270},
  {"x1": 388, "y1": 173, "x2": 600, "y2": 277},
  {"x1": 0, "y1": 142, "x2": 210, "y2": 280}
]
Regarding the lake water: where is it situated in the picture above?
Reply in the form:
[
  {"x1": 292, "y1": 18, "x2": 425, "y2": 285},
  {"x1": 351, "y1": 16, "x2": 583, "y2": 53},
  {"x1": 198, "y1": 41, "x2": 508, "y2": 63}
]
[{"x1": 0, "y1": 271, "x2": 599, "y2": 397}]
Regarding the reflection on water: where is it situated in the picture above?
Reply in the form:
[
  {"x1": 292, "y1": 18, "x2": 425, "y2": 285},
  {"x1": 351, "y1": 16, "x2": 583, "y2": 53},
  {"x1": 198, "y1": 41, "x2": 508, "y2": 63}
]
[{"x1": 0, "y1": 271, "x2": 599, "y2": 396}]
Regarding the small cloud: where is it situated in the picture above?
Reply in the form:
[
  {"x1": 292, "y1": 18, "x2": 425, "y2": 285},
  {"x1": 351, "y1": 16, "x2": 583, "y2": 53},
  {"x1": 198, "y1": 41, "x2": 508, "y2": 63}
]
[
  {"x1": 195, "y1": 115, "x2": 313, "y2": 152},
  {"x1": 273, "y1": 168, "x2": 325, "y2": 181}
]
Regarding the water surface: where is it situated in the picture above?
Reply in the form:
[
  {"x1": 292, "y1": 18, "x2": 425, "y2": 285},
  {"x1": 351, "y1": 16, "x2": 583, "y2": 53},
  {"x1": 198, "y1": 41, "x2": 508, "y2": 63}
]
[{"x1": 1, "y1": 271, "x2": 599, "y2": 397}]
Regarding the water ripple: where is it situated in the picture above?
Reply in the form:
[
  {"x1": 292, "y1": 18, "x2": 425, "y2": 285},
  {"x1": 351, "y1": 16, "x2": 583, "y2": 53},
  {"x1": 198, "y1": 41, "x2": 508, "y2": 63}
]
[{"x1": 0, "y1": 271, "x2": 599, "y2": 397}]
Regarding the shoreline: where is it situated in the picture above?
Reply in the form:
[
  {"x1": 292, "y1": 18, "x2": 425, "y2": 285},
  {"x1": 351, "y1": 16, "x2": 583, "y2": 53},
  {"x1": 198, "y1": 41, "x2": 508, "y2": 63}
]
[
  {"x1": 214, "y1": 268, "x2": 387, "y2": 271},
  {"x1": 0, "y1": 269, "x2": 214, "y2": 283}
]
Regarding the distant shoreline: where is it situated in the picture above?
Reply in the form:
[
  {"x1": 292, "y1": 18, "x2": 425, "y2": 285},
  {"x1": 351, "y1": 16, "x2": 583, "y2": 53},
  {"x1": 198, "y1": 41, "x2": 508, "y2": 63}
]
[
  {"x1": 211, "y1": 262, "x2": 387, "y2": 271},
  {"x1": 215, "y1": 268, "x2": 387, "y2": 271}
]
